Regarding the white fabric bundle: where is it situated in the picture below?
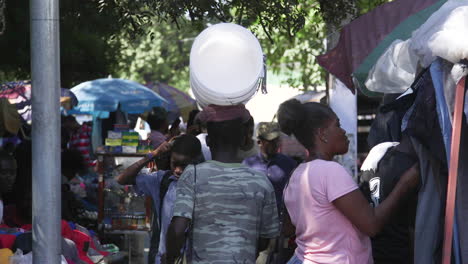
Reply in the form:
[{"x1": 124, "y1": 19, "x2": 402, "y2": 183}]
[
  {"x1": 365, "y1": 0, "x2": 468, "y2": 94},
  {"x1": 365, "y1": 39, "x2": 419, "y2": 94},
  {"x1": 411, "y1": 0, "x2": 468, "y2": 67}
]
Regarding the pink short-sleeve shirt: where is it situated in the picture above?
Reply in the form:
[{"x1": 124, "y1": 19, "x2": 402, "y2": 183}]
[{"x1": 284, "y1": 159, "x2": 373, "y2": 264}]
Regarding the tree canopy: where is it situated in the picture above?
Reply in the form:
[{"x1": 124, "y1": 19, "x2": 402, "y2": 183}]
[{"x1": 0, "y1": 0, "x2": 390, "y2": 90}]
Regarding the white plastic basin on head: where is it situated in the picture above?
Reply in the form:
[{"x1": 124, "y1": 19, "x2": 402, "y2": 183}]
[
  {"x1": 190, "y1": 23, "x2": 264, "y2": 105},
  {"x1": 190, "y1": 72, "x2": 260, "y2": 107}
]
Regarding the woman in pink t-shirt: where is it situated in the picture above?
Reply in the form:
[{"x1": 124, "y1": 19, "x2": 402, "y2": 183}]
[{"x1": 277, "y1": 99, "x2": 419, "y2": 264}]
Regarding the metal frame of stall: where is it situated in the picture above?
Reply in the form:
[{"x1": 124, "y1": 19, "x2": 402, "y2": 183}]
[{"x1": 442, "y1": 76, "x2": 467, "y2": 264}]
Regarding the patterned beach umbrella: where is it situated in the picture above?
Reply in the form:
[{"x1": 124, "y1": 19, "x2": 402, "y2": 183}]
[
  {"x1": 0, "y1": 80, "x2": 79, "y2": 124},
  {"x1": 0, "y1": 80, "x2": 32, "y2": 124},
  {"x1": 146, "y1": 82, "x2": 197, "y2": 122}
]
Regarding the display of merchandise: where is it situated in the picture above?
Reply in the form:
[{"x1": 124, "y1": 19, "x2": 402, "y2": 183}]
[{"x1": 103, "y1": 186, "x2": 149, "y2": 231}]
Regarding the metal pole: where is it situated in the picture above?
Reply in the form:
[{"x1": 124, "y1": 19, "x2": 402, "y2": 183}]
[
  {"x1": 30, "y1": 0, "x2": 61, "y2": 262},
  {"x1": 442, "y1": 77, "x2": 466, "y2": 264}
]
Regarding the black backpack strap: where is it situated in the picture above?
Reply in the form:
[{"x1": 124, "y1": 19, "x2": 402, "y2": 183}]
[
  {"x1": 159, "y1": 171, "x2": 175, "y2": 224},
  {"x1": 267, "y1": 166, "x2": 298, "y2": 264}
]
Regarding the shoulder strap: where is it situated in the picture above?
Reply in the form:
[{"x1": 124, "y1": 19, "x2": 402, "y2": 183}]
[
  {"x1": 176, "y1": 165, "x2": 196, "y2": 264},
  {"x1": 159, "y1": 171, "x2": 174, "y2": 220},
  {"x1": 266, "y1": 166, "x2": 297, "y2": 264}
]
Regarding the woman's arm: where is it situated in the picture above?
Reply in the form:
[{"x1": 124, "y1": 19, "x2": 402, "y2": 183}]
[{"x1": 333, "y1": 163, "x2": 419, "y2": 237}]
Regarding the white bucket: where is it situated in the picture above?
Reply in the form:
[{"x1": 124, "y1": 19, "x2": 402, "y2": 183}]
[{"x1": 190, "y1": 23, "x2": 264, "y2": 106}]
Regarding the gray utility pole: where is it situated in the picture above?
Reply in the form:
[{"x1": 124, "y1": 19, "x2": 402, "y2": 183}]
[{"x1": 30, "y1": 0, "x2": 61, "y2": 263}]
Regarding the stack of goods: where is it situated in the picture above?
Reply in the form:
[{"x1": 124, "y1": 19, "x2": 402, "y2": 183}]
[
  {"x1": 104, "y1": 124, "x2": 152, "y2": 154},
  {"x1": 121, "y1": 132, "x2": 139, "y2": 153},
  {"x1": 137, "y1": 140, "x2": 151, "y2": 153},
  {"x1": 105, "y1": 130, "x2": 122, "y2": 153}
]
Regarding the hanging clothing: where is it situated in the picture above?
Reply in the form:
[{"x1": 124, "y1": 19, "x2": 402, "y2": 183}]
[
  {"x1": 402, "y1": 67, "x2": 448, "y2": 264},
  {"x1": 366, "y1": 66, "x2": 449, "y2": 264},
  {"x1": 367, "y1": 92, "x2": 416, "y2": 149},
  {"x1": 403, "y1": 69, "x2": 447, "y2": 166},
  {"x1": 431, "y1": 59, "x2": 464, "y2": 264},
  {"x1": 411, "y1": 137, "x2": 446, "y2": 264},
  {"x1": 70, "y1": 123, "x2": 95, "y2": 167},
  {"x1": 359, "y1": 142, "x2": 418, "y2": 264}
]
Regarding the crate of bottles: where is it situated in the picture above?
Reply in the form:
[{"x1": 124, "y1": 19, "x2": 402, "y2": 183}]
[{"x1": 102, "y1": 185, "x2": 150, "y2": 231}]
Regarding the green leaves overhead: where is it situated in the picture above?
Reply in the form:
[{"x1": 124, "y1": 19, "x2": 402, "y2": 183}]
[
  {"x1": 0, "y1": 0, "x2": 391, "y2": 91},
  {"x1": 112, "y1": 0, "x2": 391, "y2": 91}
]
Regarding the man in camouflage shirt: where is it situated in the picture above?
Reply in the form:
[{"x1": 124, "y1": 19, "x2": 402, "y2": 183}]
[{"x1": 165, "y1": 105, "x2": 279, "y2": 264}]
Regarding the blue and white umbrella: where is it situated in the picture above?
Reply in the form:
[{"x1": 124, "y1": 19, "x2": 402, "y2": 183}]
[{"x1": 70, "y1": 78, "x2": 168, "y2": 115}]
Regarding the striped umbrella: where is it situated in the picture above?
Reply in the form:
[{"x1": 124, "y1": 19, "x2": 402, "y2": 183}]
[
  {"x1": 0, "y1": 80, "x2": 78, "y2": 125},
  {"x1": 316, "y1": 0, "x2": 447, "y2": 95},
  {"x1": 146, "y1": 82, "x2": 197, "y2": 122},
  {"x1": 0, "y1": 80, "x2": 33, "y2": 125}
]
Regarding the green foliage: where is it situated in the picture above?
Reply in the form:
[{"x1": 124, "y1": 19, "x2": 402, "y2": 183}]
[
  {"x1": 111, "y1": 20, "x2": 202, "y2": 92},
  {"x1": 357, "y1": 0, "x2": 393, "y2": 15},
  {"x1": 0, "y1": 0, "x2": 124, "y2": 87},
  {"x1": 0, "y1": 0, "x2": 392, "y2": 91},
  {"x1": 318, "y1": 0, "x2": 357, "y2": 26},
  {"x1": 101, "y1": 0, "x2": 307, "y2": 39},
  {"x1": 255, "y1": 3, "x2": 326, "y2": 90},
  {"x1": 113, "y1": 1, "x2": 325, "y2": 91},
  {"x1": 113, "y1": 0, "x2": 392, "y2": 91}
]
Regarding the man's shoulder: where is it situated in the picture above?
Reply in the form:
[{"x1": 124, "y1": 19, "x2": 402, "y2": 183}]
[
  {"x1": 273, "y1": 153, "x2": 297, "y2": 168},
  {"x1": 275, "y1": 153, "x2": 295, "y2": 162},
  {"x1": 242, "y1": 154, "x2": 262, "y2": 165},
  {"x1": 197, "y1": 161, "x2": 268, "y2": 181},
  {"x1": 196, "y1": 161, "x2": 246, "y2": 171}
]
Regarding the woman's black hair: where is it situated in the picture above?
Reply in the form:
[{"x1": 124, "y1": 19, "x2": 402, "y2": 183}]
[{"x1": 277, "y1": 99, "x2": 335, "y2": 149}]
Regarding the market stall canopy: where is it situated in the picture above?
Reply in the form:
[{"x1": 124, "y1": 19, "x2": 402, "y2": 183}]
[
  {"x1": 145, "y1": 82, "x2": 197, "y2": 122},
  {"x1": 0, "y1": 80, "x2": 77, "y2": 126},
  {"x1": 70, "y1": 78, "x2": 168, "y2": 116},
  {"x1": 316, "y1": 0, "x2": 446, "y2": 95}
]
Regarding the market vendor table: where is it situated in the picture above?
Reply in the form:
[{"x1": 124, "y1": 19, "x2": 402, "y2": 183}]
[
  {"x1": 94, "y1": 152, "x2": 152, "y2": 231},
  {"x1": 104, "y1": 230, "x2": 150, "y2": 264}
]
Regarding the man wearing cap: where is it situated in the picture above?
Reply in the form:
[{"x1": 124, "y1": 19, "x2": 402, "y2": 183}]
[
  {"x1": 243, "y1": 122, "x2": 297, "y2": 264},
  {"x1": 243, "y1": 122, "x2": 297, "y2": 214},
  {"x1": 165, "y1": 105, "x2": 279, "y2": 264}
]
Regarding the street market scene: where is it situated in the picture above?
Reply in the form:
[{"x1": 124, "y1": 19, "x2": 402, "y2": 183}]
[{"x1": 1, "y1": 0, "x2": 468, "y2": 263}]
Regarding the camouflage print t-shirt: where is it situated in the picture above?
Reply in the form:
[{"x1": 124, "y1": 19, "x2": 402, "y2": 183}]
[{"x1": 172, "y1": 160, "x2": 279, "y2": 264}]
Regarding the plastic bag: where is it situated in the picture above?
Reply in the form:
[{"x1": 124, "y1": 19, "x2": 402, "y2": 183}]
[
  {"x1": 9, "y1": 249, "x2": 32, "y2": 264},
  {"x1": 365, "y1": 39, "x2": 419, "y2": 94},
  {"x1": 9, "y1": 249, "x2": 68, "y2": 264},
  {"x1": 410, "y1": 0, "x2": 468, "y2": 67}
]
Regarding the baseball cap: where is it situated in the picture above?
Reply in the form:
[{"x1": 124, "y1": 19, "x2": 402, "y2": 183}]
[{"x1": 257, "y1": 122, "x2": 280, "y2": 141}]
